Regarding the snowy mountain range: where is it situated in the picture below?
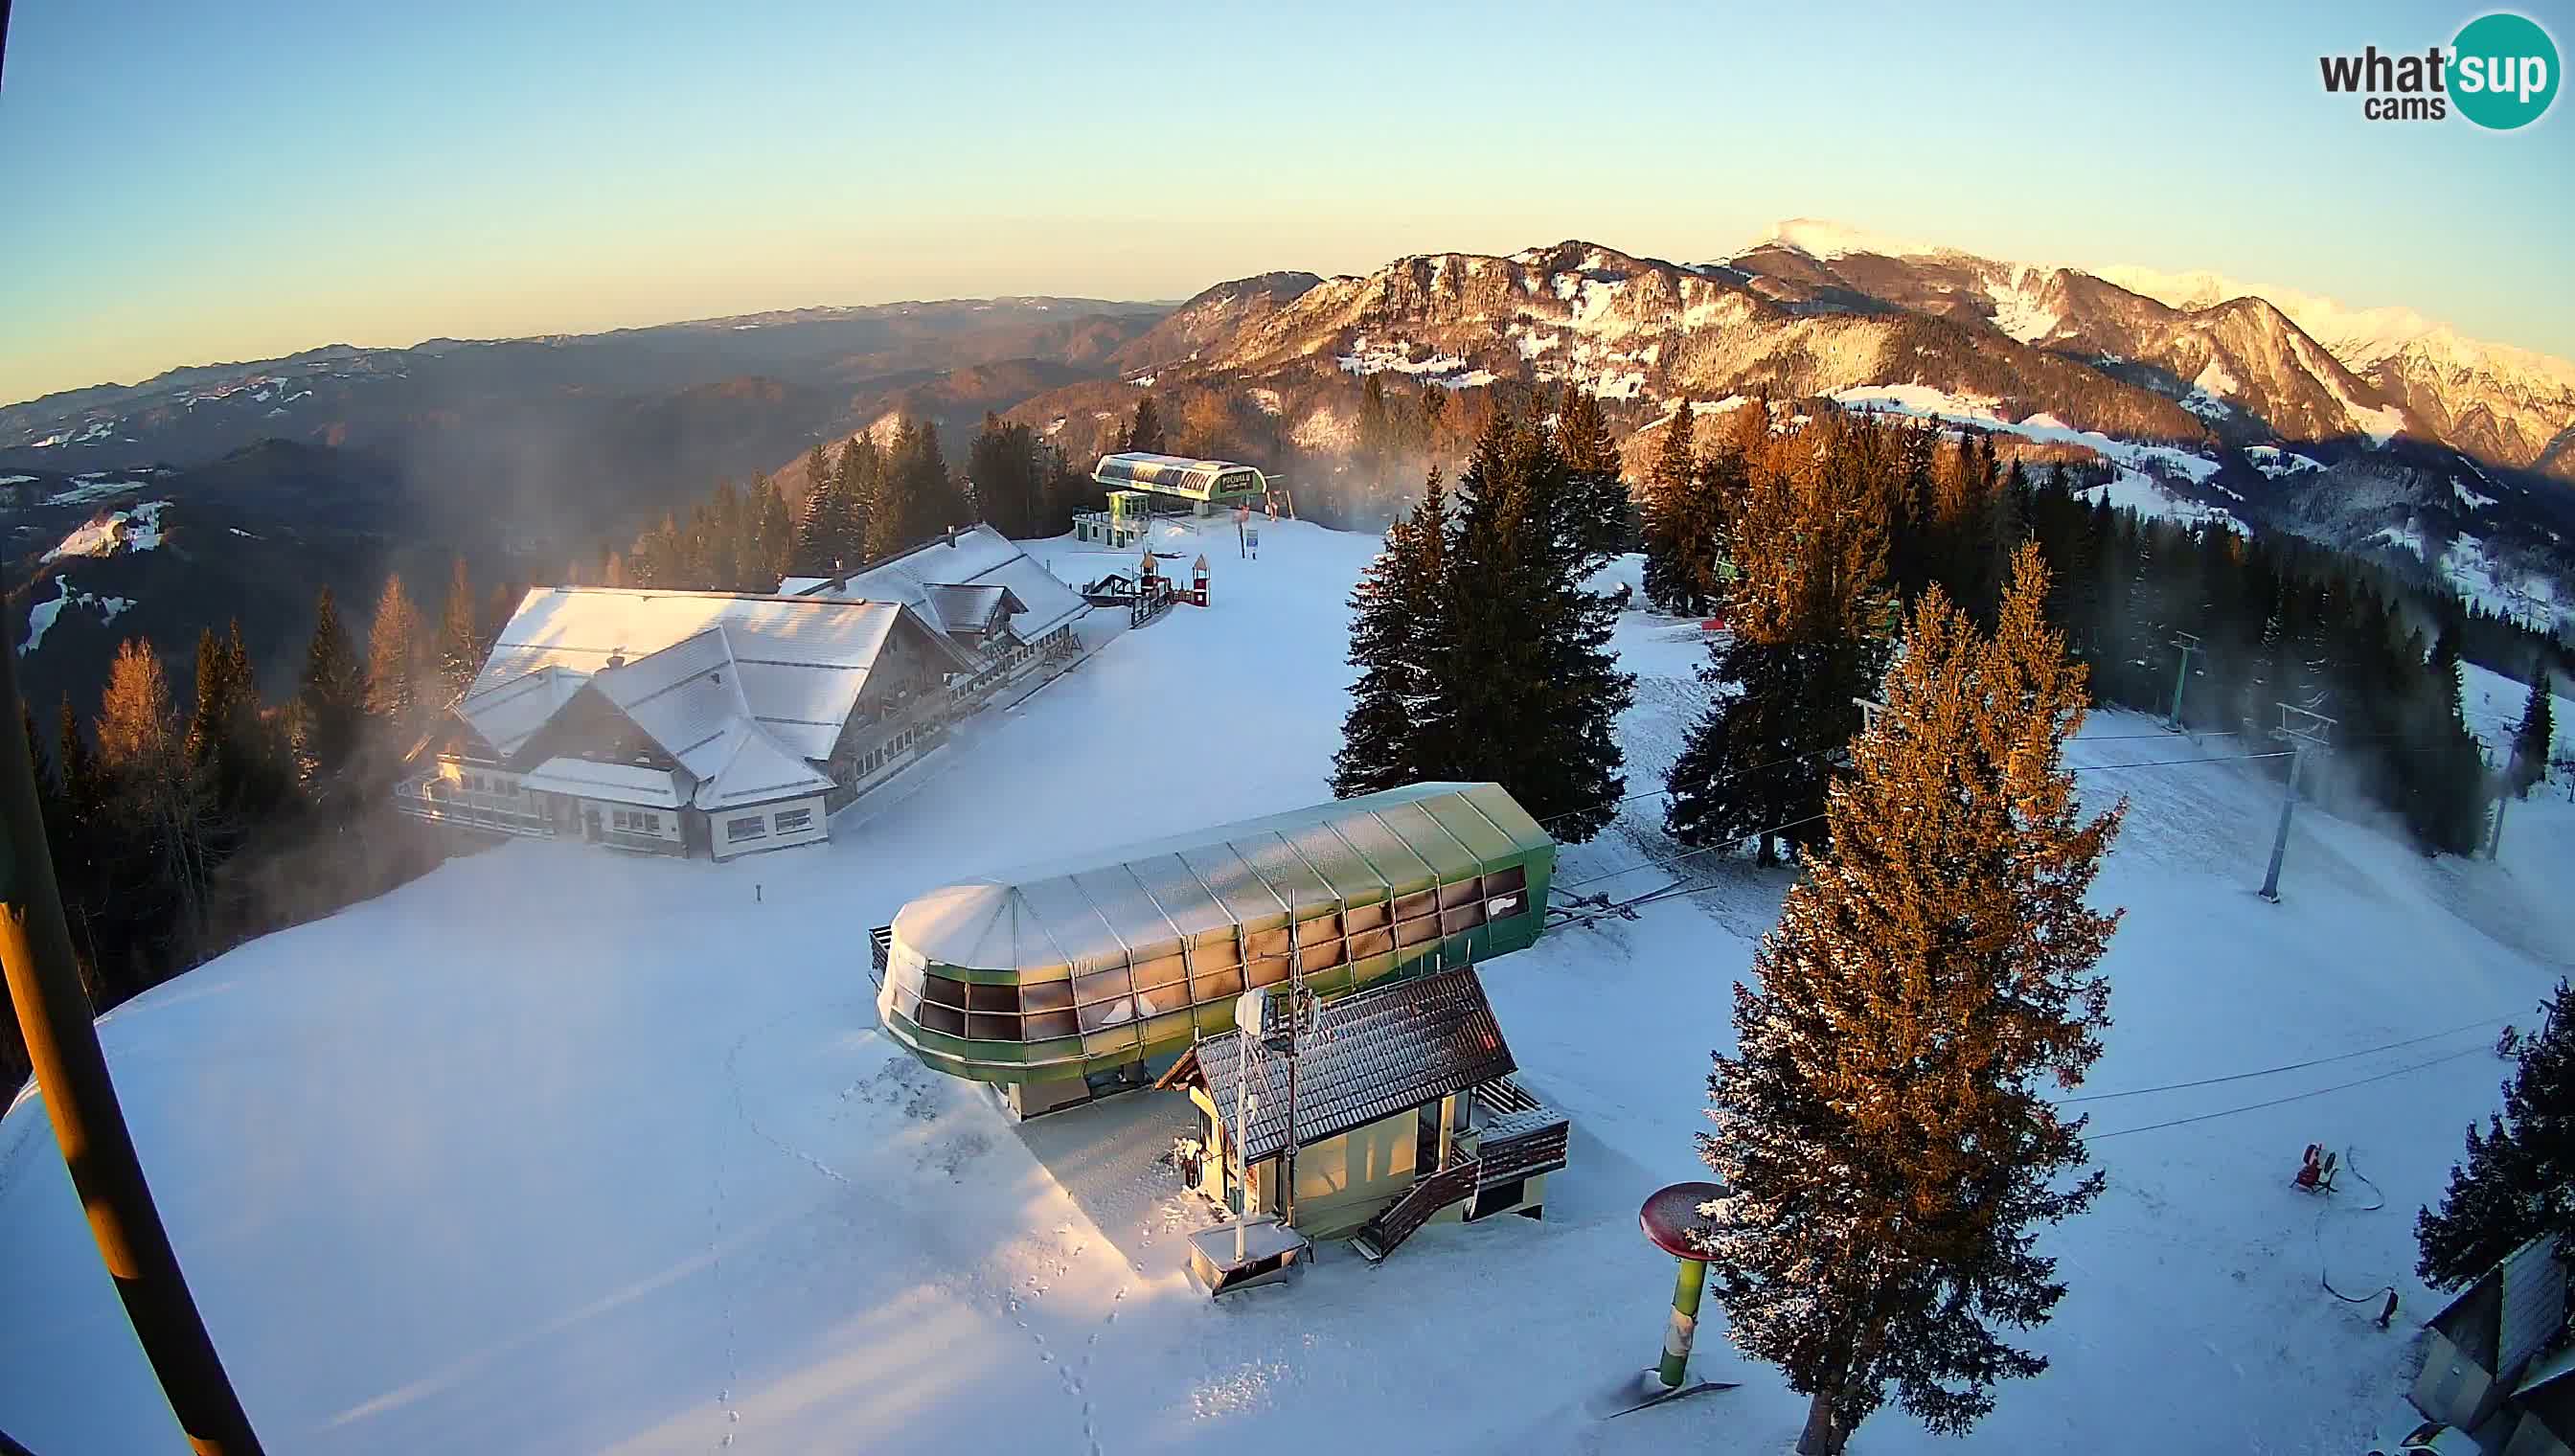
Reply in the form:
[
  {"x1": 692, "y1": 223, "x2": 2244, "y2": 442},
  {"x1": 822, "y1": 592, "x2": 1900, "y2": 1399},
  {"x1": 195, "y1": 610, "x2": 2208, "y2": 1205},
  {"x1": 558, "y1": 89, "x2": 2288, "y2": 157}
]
[{"x1": 1044, "y1": 221, "x2": 2575, "y2": 632}]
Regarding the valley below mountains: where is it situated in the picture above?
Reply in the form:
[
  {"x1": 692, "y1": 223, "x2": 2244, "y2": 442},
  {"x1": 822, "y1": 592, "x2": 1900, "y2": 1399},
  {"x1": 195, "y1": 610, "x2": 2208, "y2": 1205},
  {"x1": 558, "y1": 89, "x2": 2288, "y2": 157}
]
[{"x1": 7, "y1": 222, "x2": 2570, "y2": 713}]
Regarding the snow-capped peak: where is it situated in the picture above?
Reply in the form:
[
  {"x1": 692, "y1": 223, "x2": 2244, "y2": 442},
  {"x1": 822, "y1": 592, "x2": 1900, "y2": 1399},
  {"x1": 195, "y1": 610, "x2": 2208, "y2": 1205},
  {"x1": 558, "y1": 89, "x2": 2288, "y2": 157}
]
[
  {"x1": 1743, "y1": 217, "x2": 1948, "y2": 263},
  {"x1": 2097, "y1": 263, "x2": 2575, "y2": 392}
]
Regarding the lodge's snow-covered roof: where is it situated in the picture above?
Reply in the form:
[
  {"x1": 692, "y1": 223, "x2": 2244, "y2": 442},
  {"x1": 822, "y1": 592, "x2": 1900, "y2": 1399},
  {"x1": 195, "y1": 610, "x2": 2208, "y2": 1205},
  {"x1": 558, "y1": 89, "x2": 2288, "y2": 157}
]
[
  {"x1": 585, "y1": 626, "x2": 835, "y2": 809},
  {"x1": 920, "y1": 582, "x2": 1019, "y2": 637},
  {"x1": 456, "y1": 665, "x2": 588, "y2": 757},
  {"x1": 790, "y1": 525, "x2": 1090, "y2": 644},
  {"x1": 1189, "y1": 965, "x2": 1516, "y2": 1164},
  {"x1": 520, "y1": 757, "x2": 686, "y2": 808},
  {"x1": 466, "y1": 585, "x2": 973, "y2": 764},
  {"x1": 686, "y1": 721, "x2": 833, "y2": 811},
  {"x1": 890, "y1": 783, "x2": 1547, "y2": 978}
]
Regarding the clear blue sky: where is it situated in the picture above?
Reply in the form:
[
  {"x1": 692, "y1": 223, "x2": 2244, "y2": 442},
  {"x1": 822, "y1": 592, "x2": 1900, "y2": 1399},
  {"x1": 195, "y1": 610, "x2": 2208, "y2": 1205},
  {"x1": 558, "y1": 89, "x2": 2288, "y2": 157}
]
[{"x1": 1, "y1": 0, "x2": 2567, "y2": 406}]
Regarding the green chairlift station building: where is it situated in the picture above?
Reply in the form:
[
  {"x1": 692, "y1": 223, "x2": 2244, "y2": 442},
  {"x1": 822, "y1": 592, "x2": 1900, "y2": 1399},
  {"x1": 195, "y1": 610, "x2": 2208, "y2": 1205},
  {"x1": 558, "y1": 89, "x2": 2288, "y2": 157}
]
[
  {"x1": 1075, "y1": 452, "x2": 1270, "y2": 546},
  {"x1": 871, "y1": 782, "x2": 1555, "y2": 1119}
]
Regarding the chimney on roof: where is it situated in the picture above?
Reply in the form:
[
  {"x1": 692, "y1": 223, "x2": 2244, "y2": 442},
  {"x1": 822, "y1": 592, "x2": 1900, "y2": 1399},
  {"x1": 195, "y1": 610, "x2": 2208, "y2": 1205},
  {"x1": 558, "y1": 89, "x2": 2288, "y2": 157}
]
[
  {"x1": 945, "y1": 526, "x2": 959, "y2": 548},
  {"x1": 829, "y1": 557, "x2": 847, "y2": 594},
  {"x1": 605, "y1": 649, "x2": 627, "y2": 671}
]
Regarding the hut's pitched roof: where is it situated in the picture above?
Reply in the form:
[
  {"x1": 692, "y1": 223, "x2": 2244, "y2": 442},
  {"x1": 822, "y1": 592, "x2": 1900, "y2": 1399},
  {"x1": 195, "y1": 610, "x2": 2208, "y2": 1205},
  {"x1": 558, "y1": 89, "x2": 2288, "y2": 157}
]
[
  {"x1": 2428, "y1": 1233, "x2": 2567, "y2": 1381},
  {"x1": 789, "y1": 525, "x2": 1089, "y2": 644},
  {"x1": 1178, "y1": 965, "x2": 1515, "y2": 1165}
]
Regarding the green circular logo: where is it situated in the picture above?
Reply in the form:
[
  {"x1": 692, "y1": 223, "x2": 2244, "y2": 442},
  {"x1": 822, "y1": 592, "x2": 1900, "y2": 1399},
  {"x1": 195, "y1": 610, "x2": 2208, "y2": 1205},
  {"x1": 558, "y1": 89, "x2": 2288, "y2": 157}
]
[{"x1": 2452, "y1": 12, "x2": 2559, "y2": 129}]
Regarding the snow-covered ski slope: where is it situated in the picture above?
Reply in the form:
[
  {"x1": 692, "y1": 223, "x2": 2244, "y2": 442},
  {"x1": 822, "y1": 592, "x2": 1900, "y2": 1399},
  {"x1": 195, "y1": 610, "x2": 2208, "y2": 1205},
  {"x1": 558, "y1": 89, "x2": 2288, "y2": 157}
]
[{"x1": 2, "y1": 519, "x2": 2570, "y2": 1455}]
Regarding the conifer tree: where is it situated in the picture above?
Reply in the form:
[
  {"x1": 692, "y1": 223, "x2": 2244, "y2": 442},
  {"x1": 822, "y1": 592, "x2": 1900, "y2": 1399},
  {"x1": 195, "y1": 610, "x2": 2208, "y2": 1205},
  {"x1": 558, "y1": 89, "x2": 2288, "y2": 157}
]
[
  {"x1": 1435, "y1": 406, "x2": 1632, "y2": 840},
  {"x1": 295, "y1": 586, "x2": 370, "y2": 808},
  {"x1": 1332, "y1": 469, "x2": 1450, "y2": 797},
  {"x1": 1123, "y1": 395, "x2": 1166, "y2": 456},
  {"x1": 835, "y1": 435, "x2": 877, "y2": 567},
  {"x1": 188, "y1": 622, "x2": 290, "y2": 838},
  {"x1": 367, "y1": 573, "x2": 427, "y2": 727},
  {"x1": 1555, "y1": 387, "x2": 1631, "y2": 567},
  {"x1": 2419, "y1": 980, "x2": 2575, "y2": 1286},
  {"x1": 795, "y1": 446, "x2": 860, "y2": 576},
  {"x1": 802, "y1": 441, "x2": 831, "y2": 510},
  {"x1": 2513, "y1": 671, "x2": 2557, "y2": 798},
  {"x1": 1641, "y1": 408, "x2": 1698, "y2": 614},
  {"x1": 869, "y1": 419, "x2": 968, "y2": 559},
  {"x1": 1356, "y1": 375, "x2": 1396, "y2": 494},
  {"x1": 969, "y1": 412, "x2": 1042, "y2": 537},
  {"x1": 21, "y1": 700, "x2": 53, "y2": 803},
  {"x1": 1666, "y1": 411, "x2": 1894, "y2": 863},
  {"x1": 1701, "y1": 548, "x2": 2124, "y2": 1455},
  {"x1": 436, "y1": 557, "x2": 485, "y2": 701},
  {"x1": 57, "y1": 696, "x2": 101, "y2": 825},
  {"x1": 2403, "y1": 623, "x2": 2492, "y2": 854},
  {"x1": 754, "y1": 474, "x2": 794, "y2": 587}
]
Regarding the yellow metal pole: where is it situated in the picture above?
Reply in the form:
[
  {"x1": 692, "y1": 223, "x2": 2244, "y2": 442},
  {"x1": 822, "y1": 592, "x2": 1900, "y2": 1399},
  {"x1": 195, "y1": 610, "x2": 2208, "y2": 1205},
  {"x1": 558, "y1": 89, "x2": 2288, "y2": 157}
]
[{"x1": 0, "y1": 639, "x2": 265, "y2": 1455}]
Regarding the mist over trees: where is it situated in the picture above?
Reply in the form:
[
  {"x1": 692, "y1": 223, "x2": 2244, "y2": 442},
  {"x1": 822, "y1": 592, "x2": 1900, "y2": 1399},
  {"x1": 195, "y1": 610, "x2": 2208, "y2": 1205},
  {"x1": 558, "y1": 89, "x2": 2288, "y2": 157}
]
[{"x1": 2, "y1": 567, "x2": 494, "y2": 1088}]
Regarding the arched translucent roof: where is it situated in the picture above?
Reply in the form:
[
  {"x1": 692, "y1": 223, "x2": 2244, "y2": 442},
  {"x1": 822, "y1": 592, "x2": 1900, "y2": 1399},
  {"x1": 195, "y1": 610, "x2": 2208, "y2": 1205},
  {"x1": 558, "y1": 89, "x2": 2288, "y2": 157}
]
[
  {"x1": 1091, "y1": 452, "x2": 1267, "y2": 501},
  {"x1": 891, "y1": 783, "x2": 1545, "y2": 980}
]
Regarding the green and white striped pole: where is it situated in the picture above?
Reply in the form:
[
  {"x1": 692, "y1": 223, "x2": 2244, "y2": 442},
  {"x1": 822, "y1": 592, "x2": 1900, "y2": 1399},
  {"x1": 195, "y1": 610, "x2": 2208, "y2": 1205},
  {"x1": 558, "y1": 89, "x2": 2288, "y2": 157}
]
[
  {"x1": 1658, "y1": 1255, "x2": 1708, "y2": 1388},
  {"x1": 1638, "y1": 1181, "x2": 1727, "y2": 1390}
]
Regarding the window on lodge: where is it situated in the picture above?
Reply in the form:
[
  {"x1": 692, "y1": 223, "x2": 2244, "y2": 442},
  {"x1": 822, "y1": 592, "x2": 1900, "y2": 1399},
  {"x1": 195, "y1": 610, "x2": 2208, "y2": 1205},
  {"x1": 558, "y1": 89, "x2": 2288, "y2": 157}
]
[
  {"x1": 725, "y1": 814, "x2": 765, "y2": 842},
  {"x1": 773, "y1": 807, "x2": 812, "y2": 834},
  {"x1": 611, "y1": 809, "x2": 661, "y2": 833}
]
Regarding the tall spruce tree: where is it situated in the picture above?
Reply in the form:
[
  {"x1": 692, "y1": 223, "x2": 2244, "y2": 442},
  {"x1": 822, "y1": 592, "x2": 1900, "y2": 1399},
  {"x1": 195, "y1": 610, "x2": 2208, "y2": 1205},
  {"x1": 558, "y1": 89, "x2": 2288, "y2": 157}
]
[
  {"x1": 969, "y1": 412, "x2": 1042, "y2": 537},
  {"x1": 869, "y1": 420, "x2": 967, "y2": 559},
  {"x1": 1331, "y1": 470, "x2": 1451, "y2": 797},
  {"x1": 1665, "y1": 411, "x2": 1895, "y2": 863},
  {"x1": 1435, "y1": 406, "x2": 1632, "y2": 841},
  {"x1": 436, "y1": 557, "x2": 485, "y2": 701},
  {"x1": 1701, "y1": 548, "x2": 2124, "y2": 1455},
  {"x1": 754, "y1": 474, "x2": 794, "y2": 587},
  {"x1": 187, "y1": 622, "x2": 288, "y2": 844},
  {"x1": 2419, "y1": 980, "x2": 2575, "y2": 1286},
  {"x1": 801, "y1": 441, "x2": 831, "y2": 511},
  {"x1": 295, "y1": 586, "x2": 371, "y2": 808},
  {"x1": 2512, "y1": 670, "x2": 2556, "y2": 798},
  {"x1": 1123, "y1": 395, "x2": 1166, "y2": 455},
  {"x1": 1555, "y1": 388, "x2": 1632, "y2": 567},
  {"x1": 1641, "y1": 408, "x2": 1698, "y2": 614},
  {"x1": 836, "y1": 435, "x2": 878, "y2": 566}
]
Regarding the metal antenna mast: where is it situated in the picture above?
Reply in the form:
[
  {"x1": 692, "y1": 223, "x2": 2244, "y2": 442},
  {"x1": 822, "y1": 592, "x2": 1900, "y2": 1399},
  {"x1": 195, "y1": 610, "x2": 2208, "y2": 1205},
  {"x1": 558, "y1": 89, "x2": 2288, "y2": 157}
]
[{"x1": 2258, "y1": 702, "x2": 2336, "y2": 902}]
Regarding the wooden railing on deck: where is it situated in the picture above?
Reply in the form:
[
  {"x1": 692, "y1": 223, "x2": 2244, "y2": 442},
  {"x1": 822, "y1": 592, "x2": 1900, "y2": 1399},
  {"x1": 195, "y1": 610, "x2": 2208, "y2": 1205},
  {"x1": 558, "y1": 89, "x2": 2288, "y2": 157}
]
[
  {"x1": 1350, "y1": 1106, "x2": 1571, "y2": 1263},
  {"x1": 1353, "y1": 1156, "x2": 1483, "y2": 1263}
]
